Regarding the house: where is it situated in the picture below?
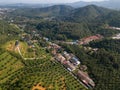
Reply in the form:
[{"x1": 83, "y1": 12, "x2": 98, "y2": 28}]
[
  {"x1": 70, "y1": 57, "x2": 80, "y2": 66},
  {"x1": 43, "y1": 37, "x2": 49, "y2": 41},
  {"x1": 51, "y1": 49, "x2": 57, "y2": 55},
  {"x1": 80, "y1": 65, "x2": 87, "y2": 71},
  {"x1": 50, "y1": 43, "x2": 61, "y2": 50},
  {"x1": 55, "y1": 54, "x2": 66, "y2": 64},
  {"x1": 63, "y1": 51, "x2": 72, "y2": 60},
  {"x1": 48, "y1": 43, "x2": 61, "y2": 54},
  {"x1": 63, "y1": 61, "x2": 76, "y2": 71},
  {"x1": 77, "y1": 70, "x2": 95, "y2": 87}
]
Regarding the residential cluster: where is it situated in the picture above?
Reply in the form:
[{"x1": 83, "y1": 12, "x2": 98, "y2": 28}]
[
  {"x1": 48, "y1": 42, "x2": 95, "y2": 88},
  {"x1": 18, "y1": 28, "x2": 96, "y2": 88},
  {"x1": 0, "y1": 8, "x2": 14, "y2": 19}
]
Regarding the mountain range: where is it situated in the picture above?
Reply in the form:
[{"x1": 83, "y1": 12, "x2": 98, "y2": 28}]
[
  {"x1": 9, "y1": 4, "x2": 120, "y2": 27},
  {"x1": 69, "y1": 0, "x2": 120, "y2": 10},
  {"x1": 9, "y1": 4, "x2": 120, "y2": 40},
  {"x1": 1, "y1": 0, "x2": 120, "y2": 10}
]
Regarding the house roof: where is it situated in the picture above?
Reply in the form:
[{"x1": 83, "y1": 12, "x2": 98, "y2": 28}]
[
  {"x1": 63, "y1": 61, "x2": 76, "y2": 71},
  {"x1": 70, "y1": 57, "x2": 80, "y2": 65},
  {"x1": 77, "y1": 70, "x2": 95, "y2": 87},
  {"x1": 55, "y1": 54, "x2": 66, "y2": 63}
]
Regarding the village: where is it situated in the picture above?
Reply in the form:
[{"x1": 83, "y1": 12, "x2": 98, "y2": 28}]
[
  {"x1": 12, "y1": 24, "x2": 120, "y2": 89},
  {"x1": 18, "y1": 27, "x2": 120, "y2": 89},
  {"x1": 47, "y1": 42, "x2": 95, "y2": 88},
  {"x1": 18, "y1": 30, "x2": 97, "y2": 89}
]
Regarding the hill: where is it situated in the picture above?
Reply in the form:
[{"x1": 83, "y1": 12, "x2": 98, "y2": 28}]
[
  {"x1": 0, "y1": 21, "x2": 21, "y2": 44},
  {"x1": 66, "y1": 5, "x2": 112, "y2": 22},
  {"x1": 10, "y1": 5, "x2": 74, "y2": 17},
  {"x1": 69, "y1": 0, "x2": 120, "y2": 10},
  {"x1": 1, "y1": 0, "x2": 120, "y2": 10},
  {"x1": 0, "y1": 21, "x2": 86, "y2": 90},
  {"x1": 7, "y1": 5, "x2": 120, "y2": 40}
]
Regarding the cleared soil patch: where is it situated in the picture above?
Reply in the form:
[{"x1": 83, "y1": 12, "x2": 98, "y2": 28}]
[{"x1": 32, "y1": 83, "x2": 46, "y2": 90}]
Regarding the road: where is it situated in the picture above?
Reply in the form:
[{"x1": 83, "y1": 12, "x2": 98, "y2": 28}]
[{"x1": 17, "y1": 46, "x2": 40, "y2": 60}]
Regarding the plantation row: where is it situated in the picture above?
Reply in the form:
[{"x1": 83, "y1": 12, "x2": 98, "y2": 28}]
[
  {"x1": 0, "y1": 46, "x2": 86, "y2": 90},
  {"x1": 2, "y1": 55, "x2": 86, "y2": 90},
  {"x1": 0, "y1": 50, "x2": 23, "y2": 85}
]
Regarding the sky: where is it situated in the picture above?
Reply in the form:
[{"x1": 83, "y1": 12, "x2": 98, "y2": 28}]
[{"x1": 0, "y1": 0, "x2": 107, "y2": 4}]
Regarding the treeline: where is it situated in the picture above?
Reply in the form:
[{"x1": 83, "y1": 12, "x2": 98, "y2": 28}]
[
  {"x1": 89, "y1": 39, "x2": 120, "y2": 53},
  {"x1": 35, "y1": 21, "x2": 120, "y2": 40},
  {"x1": 36, "y1": 21, "x2": 91, "y2": 40}
]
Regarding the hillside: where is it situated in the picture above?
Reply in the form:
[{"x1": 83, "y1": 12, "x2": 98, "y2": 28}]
[
  {"x1": 66, "y1": 5, "x2": 112, "y2": 22},
  {"x1": 69, "y1": 0, "x2": 120, "y2": 10},
  {"x1": 0, "y1": 21, "x2": 21, "y2": 44},
  {"x1": 33, "y1": 5, "x2": 120, "y2": 40},
  {"x1": 1, "y1": 0, "x2": 120, "y2": 10},
  {"x1": 9, "y1": 5, "x2": 74, "y2": 17},
  {"x1": 0, "y1": 21, "x2": 86, "y2": 90},
  {"x1": 60, "y1": 39, "x2": 120, "y2": 90}
]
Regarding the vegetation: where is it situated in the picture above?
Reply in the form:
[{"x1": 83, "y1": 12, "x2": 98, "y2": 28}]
[
  {"x1": 0, "y1": 4, "x2": 120, "y2": 90},
  {"x1": 10, "y1": 5, "x2": 120, "y2": 40},
  {"x1": 0, "y1": 21, "x2": 21, "y2": 45},
  {"x1": 0, "y1": 20, "x2": 86, "y2": 89},
  {"x1": 0, "y1": 46, "x2": 86, "y2": 90},
  {"x1": 60, "y1": 39, "x2": 120, "y2": 90}
]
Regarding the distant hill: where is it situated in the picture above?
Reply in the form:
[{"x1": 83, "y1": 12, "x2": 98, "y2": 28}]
[
  {"x1": 34, "y1": 5, "x2": 120, "y2": 40},
  {"x1": 7, "y1": 5, "x2": 120, "y2": 40},
  {"x1": 66, "y1": 5, "x2": 112, "y2": 22},
  {"x1": 10, "y1": 5, "x2": 74, "y2": 17},
  {"x1": 57, "y1": 5, "x2": 120, "y2": 27},
  {"x1": 1, "y1": 0, "x2": 120, "y2": 10},
  {"x1": 9, "y1": 4, "x2": 120, "y2": 26},
  {"x1": 69, "y1": 0, "x2": 120, "y2": 10}
]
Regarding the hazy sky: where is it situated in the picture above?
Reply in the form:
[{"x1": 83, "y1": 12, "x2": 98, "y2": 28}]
[{"x1": 0, "y1": 0, "x2": 107, "y2": 4}]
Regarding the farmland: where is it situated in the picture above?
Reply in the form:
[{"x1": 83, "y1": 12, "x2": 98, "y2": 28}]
[
  {"x1": 0, "y1": 42, "x2": 86, "y2": 90},
  {"x1": 0, "y1": 49, "x2": 23, "y2": 85}
]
